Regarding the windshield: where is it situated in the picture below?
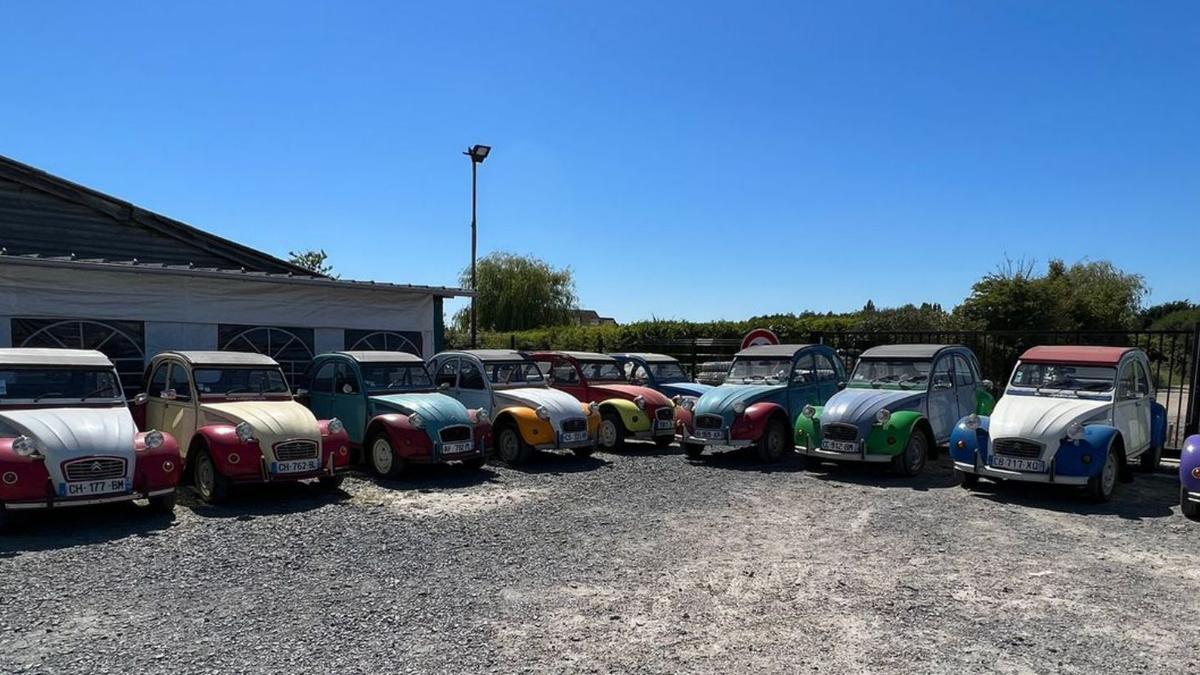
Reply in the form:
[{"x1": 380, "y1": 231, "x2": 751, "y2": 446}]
[
  {"x1": 360, "y1": 363, "x2": 433, "y2": 392},
  {"x1": 849, "y1": 359, "x2": 933, "y2": 389},
  {"x1": 579, "y1": 361, "x2": 626, "y2": 382},
  {"x1": 485, "y1": 361, "x2": 545, "y2": 386},
  {"x1": 0, "y1": 367, "x2": 123, "y2": 404},
  {"x1": 648, "y1": 361, "x2": 688, "y2": 382},
  {"x1": 1010, "y1": 362, "x2": 1115, "y2": 394},
  {"x1": 727, "y1": 357, "x2": 792, "y2": 384},
  {"x1": 194, "y1": 368, "x2": 291, "y2": 397}
]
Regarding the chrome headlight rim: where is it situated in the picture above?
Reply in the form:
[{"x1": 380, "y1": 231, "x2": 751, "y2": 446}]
[
  {"x1": 1066, "y1": 421, "x2": 1086, "y2": 441},
  {"x1": 328, "y1": 417, "x2": 345, "y2": 435},
  {"x1": 475, "y1": 408, "x2": 491, "y2": 424},
  {"x1": 12, "y1": 435, "x2": 38, "y2": 457},
  {"x1": 587, "y1": 401, "x2": 599, "y2": 414},
  {"x1": 732, "y1": 400, "x2": 747, "y2": 415},
  {"x1": 409, "y1": 412, "x2": 426, "y2": 430},
  {"x1": 874, "y1": 408, "x2": 892, "y2": 426},
  {"x1": 144, "y1": 429, "x2": 165, "y2": 449},
  {"x1": 633, "y1": 395, "x2": 647, "y2": 410},
  {"x1": 681, "y1": 398, "x2": 696, "y2": 412},
  {"x1": 535, "y1": 406, "x2": 551, "y2": 421},
  {"x1": 234, "y1": 421, "x2": 256, "y2": 443},
  {"x1": 963, "y1": 413, "x2": 981, "y2": 430},
  {"x1": 802, "y1": 404, "x2": 816, "y2": 419}
]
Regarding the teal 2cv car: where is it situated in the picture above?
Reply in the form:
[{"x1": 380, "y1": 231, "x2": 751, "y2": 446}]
[
  {"x1": 794, "y1": 344, "x2": 995, "y2": 475},
  {"x1": 301, "y1": 351, "x2": 490, "y2": 478},
  {"x1": 680, "y1": 344, "x2": 845, "y2": 462}
]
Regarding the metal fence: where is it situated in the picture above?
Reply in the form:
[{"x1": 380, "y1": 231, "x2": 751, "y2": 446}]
[{"x1": 510, "y1": 326, "x2": 1200, "y2": 450}]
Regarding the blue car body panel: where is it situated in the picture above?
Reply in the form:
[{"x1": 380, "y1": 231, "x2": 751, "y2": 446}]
[{"x1": 950, "y1": 414, "x2": 1113, "y2": 479}]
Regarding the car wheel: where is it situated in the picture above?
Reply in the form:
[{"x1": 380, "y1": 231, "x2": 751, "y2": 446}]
[
  {"x1": 193, "y1": 449, "x2": 231, "y2": 504},
  {"x1": 317, "y1": 475, "x2": 345, "y2": 491},
  {"x1": 1138, "y1": 444, "x2": 1162, "y2": 473},
  {"x1": 368, "y1": 434, "x2": 406, "y2": 479},
  {"x1": 893, "y1": 432, "x2": 928, "y2": 477},
  {"x1": 598, "y1": 410, "x2": 626, "y2": 451},
  {"x1": 496, "y1": 426, "x2": 531, "y2": 466},
  {"x1": 1181, "y1": 486, "x2": 1200, "y2": 521},
  {"x1": 756, "y1": 419, "x2": 788, "y2": 463},
  {"x1": 956, "y1": 469, "x2": 979, "y2": 489},
  {"x1": 654, "y1": 436, "x2": 674, "y2": 449},
  {"x1": 684, "y1": 443, "x2": 705, "y2": 460},
  {"x1": 147, "y1": 491, "x2": 177, "y2": 515},
  {"x1": 1086, "y1": 445, "x2": 1118, "y2": 502}
]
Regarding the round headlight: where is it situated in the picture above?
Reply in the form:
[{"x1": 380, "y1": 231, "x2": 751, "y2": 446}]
[
  {"x1": 634, "y1": 396, "x2": 647, "y2": 410},
  {"x1": 682, "y1": 398, "x2": 696, "y2": 412},
  {"x1": 732, "y1": 401, "x2": 747, "y2": 415},
  {"x1": 409, "y1": 413, "x2": 426, "y2": 429},
  {"x1": 875, "y1": 408, "x2": 892, "y2": 426},
  {"x1": 588, "y1": 401, "x2": 599, "y2": 414},
  {"x1": 802, "y1": 405, "x2": 816, "y2": 419},
  {"x1": 12, "y1": 435, "x2": 37, "y2": 457},
  {"x1": 1066, "y1": 421, "x2": 1086, "y2": 441},
  {"x1": 328, "y1": 417, "x2": 345, "y2": 434},
  {"x1": 144, "y1": 430, "x2": 165, "y2": 449},
  {"x1": 963, "y1": 414, "x2": 981, "y2": 430},
  {"x1": 536, "y1": 406, "x2": 550, "y2": 420},
  {"x1": 235, "y1": 421, "x2": 255, "y2": 443},
  {"x1": 672, "y1": 395, "x2": 683, "y2": 407},
  {"x1": 476, "y1": 408, "x2": 490, "y2": 424}
]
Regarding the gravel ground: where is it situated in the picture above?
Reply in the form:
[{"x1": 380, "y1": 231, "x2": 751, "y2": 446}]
[{"x1": 2, "y1": 444, "x2": 1198, "y2": 674}]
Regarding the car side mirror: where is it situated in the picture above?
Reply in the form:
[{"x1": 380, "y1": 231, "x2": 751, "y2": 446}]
[
  {"x1": 294, "y1": 388, "x2": 309, "y2": 398},
  {"x1": 933, "y1": 381, "x2": 953, "y2": 391},
  {"x1": 836, "y1": 381, "x2": 847, "y2": 390},
  {"x1": 438, "y1": 382, "x2": 451, "y2": 392},
  {"x1": 132, "y1": 393, "x2": 149, "y2": 406},
  {"x1": 161, "y1": 389, "x2": 178, "y2": 401},
  {"x1": 981, "y1": 379, "x2": 994, "y2": 392},
  {"x1": 341, "y1": 383, "x2": 355, "y2": 394}
]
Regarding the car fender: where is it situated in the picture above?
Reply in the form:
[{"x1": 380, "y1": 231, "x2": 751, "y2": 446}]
[
  {"x1": 0, "y1": 437, "x2": 54, "y2": 502},
  {"x1": 865, "y1": 410, "x2": 926, "y2": 456},
  {"x1": 1151, "y1": 400, "x2": 1167, "y2": 450},
  {"x1": 949, "y1": 414, "x2": 990, "y2": 464},
  {"x1": 976, "y1": 388, "x2": 996, "y2": 415},
  {"x1": 194, "y1": 424, "x2": 264, "y2": 479},
  {"x1": 132, "y1": 430, "x2": 182, "y2": 492},
  {"x1": 494, "y1": 405, "x2": 556, "y2": 446},
  {"x1": 793, "y1": 406, "x2": 823, "y2": 449},
  {"x1": 317, "y1": 419, "x2": 351, "y2": 468},
  {"x1": 365, "y1": 414, "x2": 433, "y2": 460},
  {"x1": 730, "y1": 401, "x2": 787, "y2": 442},
  {"x1": 1181, "y1": 435, "x2": 1200, "y2": 491},
  {"x1": 598, "y1": 398, "x2": 652, "y2": 433},
  {"x1": 1054, "y1": 424, "x2": 1121, "y2": 478}
]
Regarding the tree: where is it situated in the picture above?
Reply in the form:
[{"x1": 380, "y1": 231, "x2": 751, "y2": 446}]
[
  {"x1": 1141, "y1": 300, "x2": 1197, "y2": 328},
  {"x1": 288, "y1": 249, "x2": 338, "y2": 278},
  {"x1": 455, "y1": 252, "x2": 577, "y2": 332}
]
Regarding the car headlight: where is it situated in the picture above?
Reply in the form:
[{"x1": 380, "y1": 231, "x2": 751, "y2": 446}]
[
  {"x1": 963, "y1": 414, "x2": 981, "y2": 430},
  {"x1": 536, "y1": 406, "x2": 550, "y2": 420},
  {"x1": 802, "y1": 405, "x2": 816, "y2": 419},
  {"x1": 328, "y1": 417, "x2": 345, "y2": 434},
  {"x1": 732, "y1": 401, "x2": 746, "y2": 415},
  {"x1": 409, "y1": 413, "x2": 426, "y2": 429},
  {"x1": 12, "y1": 435, "x2": 37, "y2": 457},
  {"x1": 588, "y1": 401, "x2": 599, "y2": 414},
  {"x1": 235, "y1": 422, "x2": 255, "y2": 443},
  {"x1": 875, "y1": 408, "x2": 891, "y2": 426},
  {"x1": 476, "y1": 408, "x2": 490, "y2": 424},
  {"x1": 672, "y1": 395, "x2": 683, "y2": 407},
  {"x1": 1066, "y1": 421, "x2": 1085, "y2": 441},
  {"x1": 682, "y1": 398, "x2": 695, "y2": 412},
  {"x1": 634, "y1": 396, "x2": 646, "y2": 410},
  {"x1": 144, "y1": 430, "x2": 165, "y2": 449}
]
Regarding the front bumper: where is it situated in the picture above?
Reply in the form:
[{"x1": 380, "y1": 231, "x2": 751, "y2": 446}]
[
  {"x1": 796, "y1": 443, "x2": 893, "y2": 463},
  {"x1": 5, "y1": 488, "x2": 175, "y2": 511},
  {"x1": 1184, "y1": 490, "x2": 1200, "y2": 506},
  {"x1": 953, "y1": 460, "x2": 1089, "y2": 486},
  {"x1": 684, "y1": 433, "x2": 754, "y2": 448}
]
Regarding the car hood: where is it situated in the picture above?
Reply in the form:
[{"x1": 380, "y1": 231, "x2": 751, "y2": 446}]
[
  {"x1": 660, "y1": 381, "x2": 713, "y2": 399},
  {"x1": 988, "y1": 393, "x2": 1110, "y2": 449},
  {"x1": 587, "y1": 383, "x2": 672, "y2": 407},
  {"x1": 201, "y1": 400, "x2": 321, "y2": 448},
  {"x1": 495, "y1": 387, "x2": 587, "y2": 428},
  {"x1": 0, "y1": 406, "x2": 138, "y2": 484},
  {"x1": 371, "y1": 393, "x2": 473, "y2": 433},
  {"x1": 694, "y1": 384, "x2": 785, "y2": 422},
  {"x1": 822, "y1": 388, "x2": 925, "y2": 424}
]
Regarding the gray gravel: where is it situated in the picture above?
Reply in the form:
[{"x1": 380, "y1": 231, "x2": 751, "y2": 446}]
[{"x1": 2, "y1": 445, "x2": 1199, "y2": 674}]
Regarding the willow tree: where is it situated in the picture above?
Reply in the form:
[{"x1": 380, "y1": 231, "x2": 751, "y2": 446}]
[{"x1": 456, "y1": 252, "x2": 577, "y2": 332}]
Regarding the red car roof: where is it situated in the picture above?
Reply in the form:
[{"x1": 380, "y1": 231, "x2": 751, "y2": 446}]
[{"x1": 1019, "y1": 345, "x2": 1133, "y2": 367}]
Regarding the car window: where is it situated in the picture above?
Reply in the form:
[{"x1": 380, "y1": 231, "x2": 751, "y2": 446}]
[
  {"x1": 932, "y1": 357, "x2": 953, "y2": 389},
  {"x1": 1117, "y1": 364, "x2": 1138, "y2": 399},
  {"x1": 953, "y1": 355, "x2": 975, "y2": 386},
  {"x1": 630, "y1": 364, "x2": 650, "y2": 384},
  {"x1": 311, "y1": 362, "x2": 335, "y2": 393},
  {"x1": 791, "y1": 354, "x2": 816, "y2": 385},
  {"x1": 335, "y1": 363, "x2": 360, "y2": 394},
  {"x1": 551, "y1": 362, "x2": 579, "y2": 384},
  {"x1": 149, "y1": 363, "x2": 170, "y2": 397},
  {"x1": 435, "y1": 359, "x2": 459, "y2": 388},
  {"x1": 813, "y1": 353, "x2": 839, "y2": 383},
  {"x1": 1135, "y1": 362, "x2": 1151, "y2": 396},
  {"x1": 459, "y1": 360, "x2": 486, "y2": 390},
  {"x1": 168, "y1": 365, "x2": 192, "y2": 401}
]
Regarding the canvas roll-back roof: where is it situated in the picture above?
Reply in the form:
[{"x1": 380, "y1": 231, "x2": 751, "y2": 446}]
[
  {"x1": 1019, "y1": 345, "x2": 1133, "y2": 367},
  {"x1": 531, "y1": 350, "x2": 615, "y2": 362},
  {"x1": 735, "y1": 344, "x2": 815, "y2": 358},
  {"x1": 859, "y1": 344, "x2": 957, "y2": 360},
  {"x1": 0, "y1": 348, "x2": 114, "y2": 367},
  {"x1": 336, "y1": 351, "x2": 424, "y2": 364},
  {"x1": 609, "y1": 352, "x2": 678, "y2": 363},
  {"x1": 456, "y1": 349, "x2": 529, "y2": 362},
  {"x1": 168, "y1": 351, "x2": 280, "y2": 367}
]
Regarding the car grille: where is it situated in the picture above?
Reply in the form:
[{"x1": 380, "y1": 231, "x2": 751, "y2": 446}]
[
  {"x1": 63, "y1": 457, "x2": 126, "y2": 482},
  {"x1": 993, "y1": 438, "x2": 1043, "y2": 459},
  {"x1": 439, "y1": 425, "x2": 471, "y2": 443},
  {"x1": 561, "y1": 418, "x2": 587, "y2": 433},
  {"x1": 273, "y1": 440, "x2": 319, "y2": 461},
  {"x1": 822, "y1": 424, "x2": 859, "y2": 443},
  {"x1": 655, "y1": 407, "x2": 674, "y2": 421},
  {"x1": 696, "y1": 414, "x2": 723, "y2": 430}
]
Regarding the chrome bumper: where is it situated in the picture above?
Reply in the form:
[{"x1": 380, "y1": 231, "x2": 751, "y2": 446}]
[
  {"x1": 6, "y1": 488, "x2": 175, "y2": 511},
  {"x1": 684, "y1": 434, "x2": 753, "y2": 448},
  {"x1": 796, "y1": 444, "x2": 893, "y2": 463},
  {"x1": 954, "y1": 460, "x2": 1089, "y2": 486}
]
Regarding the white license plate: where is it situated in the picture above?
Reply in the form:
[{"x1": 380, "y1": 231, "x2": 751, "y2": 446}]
[
  {"x1": 273, "y1": 458, "x2": 321, "y2": 474},
  {"x1": 443, "y1": 441, "x2": 474, "y2": 455},
  {"x1": 562, "y1": 431, "x2": 589, "y2": 444},
  {"x1": 989, "y1": 455, "x2": 1046, "y2": 473},
  {"x1": 697, "y1": 429, "x2": 724, "y2": 441},
  {"x1": 654, "y1": 420, "x2": 675, "y2": 431},
  {"x1": 823, "y1": 439, "x2": 858, "y2": 454},
  {"x1": 61, "y1": 478, "x2": 128, "y2": 497}
]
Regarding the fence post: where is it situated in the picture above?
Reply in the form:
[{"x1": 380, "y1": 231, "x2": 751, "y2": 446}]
[
  {"x1": 1186, "y1": 324, "x2": 1200, "y2": 436},
  {"x1": 510, "y1": 334, "x2": 516, "y2": 350},
  {"x1": 690, "y1": 338, "x2": 698, "y2": 378},
  {"x1": 597, "y1": 334, "x2": 604, "y2": 353}
]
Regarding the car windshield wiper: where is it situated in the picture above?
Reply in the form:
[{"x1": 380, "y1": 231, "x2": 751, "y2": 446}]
[
  {"x1": 80, "y1": 387, "x2": 117, "y2": 401},
  {"x1": 32, "y1": 391, "x2": 64, "y2": 402},
  {"x1": 871, "y1": 375, "x2": 901, "y2": 385},
  {"x1": 897, "y1": 375, "x2": 927, "y2": 388},
  {"x1": 1035, "y1": 379, "x2": 1078, "y2": 395}
]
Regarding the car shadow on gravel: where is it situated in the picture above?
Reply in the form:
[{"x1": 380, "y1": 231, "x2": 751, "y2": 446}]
[
  {"x1": 965, "y1": 470, "x2": 1179, "y2": 520},
  {"x1": 0, "y1": 503, "x2": 177, "y2": 556},
  {"x1": 804, "y1": 457, "x2": 961, "y2": 491},
  {"x1": 178, "y1": 480, "x2": 352, "y2": 520},
  {"x1": 688, "y1": 448, "x2": 810, "y2": 473},
  {"x1": 501, "y1": 452, "x2": 612, "y2": 475},
  {"x1": 363, "y1": 464, "x2": 502, "y2": 490}
]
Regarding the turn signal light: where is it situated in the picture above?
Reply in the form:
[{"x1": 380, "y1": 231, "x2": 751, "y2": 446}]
[
  {"x1": 2, "y1": 471, "x2": 17, "y2": 485},
  {"x1": 956, "y1": 440, "x2": 966, "y2": 449},
  {"x1": 228, "y1": 453, "x2": 241, "y2": 465},
  {"x1": 1192, "y1": 468, "x2": 1200, "y2": 480},
  {"x1": 162, "y1": 460, "x2": 175, "y2": 473}
]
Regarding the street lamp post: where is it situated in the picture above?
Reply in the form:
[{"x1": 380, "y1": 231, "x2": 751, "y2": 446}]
[{"x1": 464, "y1": 144, "x2": 491, "y2": 348}]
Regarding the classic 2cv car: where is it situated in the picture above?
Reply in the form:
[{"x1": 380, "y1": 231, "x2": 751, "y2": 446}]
[
  {"x1": 680, "y1": 344, "x2": 845, "y2": 462},
  {"x1": 300, "y1": 351, "x2": 490, "y2": 478},
  {"x1": 794, "y1": 344, "x2": 995, "y2": 476},
  {"x1": 429, "y1": 350, "x2": 600, "y2": 465},
  {"x1": 529, "y1": 351, "x2": 676, "y2": 450},
  {"x1": 950, "y1": 346, "x2": 1166, "y2": 502},
  {"x1": 1181, "y1": 434, "x2": 1200, "y2": 520},
  {"x1": 609, "y1": 353, "x2": 714, "y2": 401},
  {"x1": 0, "y1": 348, "x2": 180, "y2": 528},
  {"x1": 134, "y1": 351, "x2": 350, "y2": 503}
]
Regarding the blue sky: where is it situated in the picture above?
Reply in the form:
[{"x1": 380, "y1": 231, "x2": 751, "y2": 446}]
[{"x1": 2, "y1": 1, "x2": 1196, "y2": 323}]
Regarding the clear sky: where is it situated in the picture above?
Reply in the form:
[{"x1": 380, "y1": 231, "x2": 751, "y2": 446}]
[{"x1": 2, "y1": 1, "x2": 1196, "y2": 323}]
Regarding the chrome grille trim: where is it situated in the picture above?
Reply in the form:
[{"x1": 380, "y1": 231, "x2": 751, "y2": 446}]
[
  {"x1": 273, "y1": 440, "x2": 319, "y2": 461},
  {"x1": 696, "y1": 414, "x2": 723, "y2": 430},
  {"x1": 822, "y1": 423, "x2": 859, "y2": 443},
  {"x1": 561, "y1": 418, "x2": 587, "y2": 433},
  {"x1": 993, "y1": 438, "x2": 1043, "y2": 459},
  {"x1": 439, "y1": 425, "x2": 472, "y2": 443},
  {"x1": 63, "y1": 457, "x2": 126, "y2": 482}
]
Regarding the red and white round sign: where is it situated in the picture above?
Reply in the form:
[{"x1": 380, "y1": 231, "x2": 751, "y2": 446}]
[{"x1": 741, "y1": 328, "x2": 780, "y2": 350}]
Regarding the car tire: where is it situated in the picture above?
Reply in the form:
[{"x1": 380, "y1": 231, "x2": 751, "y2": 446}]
[
  {"x1": 147, "y1": 491, "x2": 177, "y2": 515},
  {"x1": 956, "y1": 469, "x2": 979, "y2": 489},
  {"x1": 756, "y1": 418, "x2": 788, "y2": 463},
  {"x1": 1086, "y1": 444, "x2": 1118, "y2": 502},
  {"x1": 317, "y1": 475, "x2": 345, "y2": 491},
  {"x1": 496, "y1": 425, "x2": 531, "y2": 466},
  {"x1": 684, "y1": 443, "x2": 705, "y2": 460},
  {"x1": 461, "y1": 456, "x2": 486, "y2": 471},
  {"x1": 193, "y1": 449, "x2": 231, "y2": 504},
  {"x1": 598, "y1": 410, "x2": 626, "y2": 451},
  {"x1": 654, "y1": 435, "x2": 674, "y2": 449},
  {"x1": 1138, "y1": 444, "x2": 1162, "y2": 473},
  {"x1": 368, "y1": 434, "x2": 405, "y2": 479},
  {"x1": 1181, "y1": 486, "x2": 1200, "y2": 521},
  {"x1": 893, "y1": 431, "x2": 928, "y2": 477}
]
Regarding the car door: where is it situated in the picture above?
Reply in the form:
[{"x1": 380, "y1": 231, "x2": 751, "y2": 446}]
[
  {"x1": 812, "y1": 351, "x2": 842, "y2": 404},
  {"x1": 551, "y1": 358, "x2": 588, "y2": 401},
  {"x1": 161, "y1": 363, "x2": 198, "y2": 450},
  {"x1": 951, "y1": 354, "x2": 979, "y2": 437},
  {"x1": 926, "y1": 355, "x2": 957, "y2": 443},
  {"x1": 1114, "y1": 359, "x2": 1149, "y2": 455},
  {"x1": 788, "y1": 353, "x2": 820, "y2": 421},
  {"x1": 332, "y1": 362, "x2": 367, "y2": 444},
  {"x1": 307, "y1": 361, "x2": 337, "y2": 422},
  {"x1": 433, "y1": 358, "x2": 461, "y2": 402},
  {"x1": 143, "y1": 362, "x2": 170, "y2": 434},
  {"x1": 456, "y1": 358, "x2": 492, "y2": 413}
]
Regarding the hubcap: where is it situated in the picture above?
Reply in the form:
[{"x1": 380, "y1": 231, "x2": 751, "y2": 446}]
[
  {"x1": 908, "y1": 436, "x2": 925, "y2": 472},
  {"x1": 599, "y1": 420, "x2": 618, "y2": 448},
  {"x1": 1101, "y1": 451, "x2": 1117, "y2": 494},
  {"x1": 195, "y1": 456, "x2": 214, "y2": 498},
  {"x1": 372, "y1": 438, "x2": 394, "y2": 474},
  {"x1": 500, "y1": 430, "x2": 519, "y2": 460}
]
